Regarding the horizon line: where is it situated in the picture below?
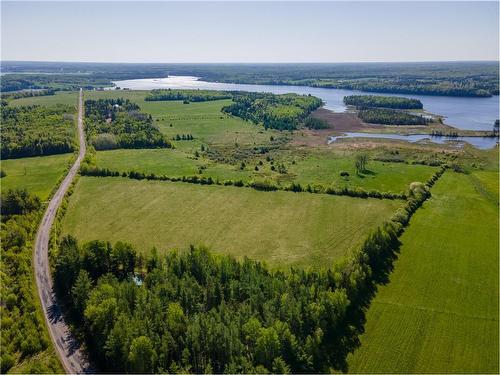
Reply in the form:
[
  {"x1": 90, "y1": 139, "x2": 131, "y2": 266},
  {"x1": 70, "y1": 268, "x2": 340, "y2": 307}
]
[{"x1": 2, "y1": 59, "x2": 499, "y2": 65}]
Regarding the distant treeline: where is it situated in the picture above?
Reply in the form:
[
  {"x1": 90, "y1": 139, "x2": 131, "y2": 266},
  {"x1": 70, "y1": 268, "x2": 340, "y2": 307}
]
[
  {"x1": 222, "y1": 92, "x2": 323, "y2": 130},
  {"x1": 0, "y1": 190, "x2": 61, "y2": 373},
  {"x1": 0, "y1": 74, "x2": 113, "y2": 92},
  {"x1": 85, "y1": 98, "x2": 172, "y2": 150},
  {"x1": 1, "y1": 105, "x2": 76, "y2": 159},
  {"x1": 145, "y1": 89, "x2": 232, "y2": 102},
  {"x1": 55, "y1": 166, "x2": 445, "y2": 373},
  {"x1": 2, "y1": 62, "x2": 498, "y2": 96},
  {"x1": 1, "y1": 89, "x2": 56, "y2": 100},
  {"x1": 312, "y1": 79, "x2": 496, "y2": 98},
  {"x1": 357, "y1": 108, "x2": 429, "y2": 126},
  {"x1": 343, "y1": 95, "x2": 423, "y2": 109}
]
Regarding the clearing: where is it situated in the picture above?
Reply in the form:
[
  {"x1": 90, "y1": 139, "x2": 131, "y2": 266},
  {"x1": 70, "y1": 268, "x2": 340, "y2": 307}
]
[
  {"x1": 61, "y1": 176, "x2": 400, "y2": 269},
  {"x1": 1, "y1": 154, "x2": 73, "y2": 200}
]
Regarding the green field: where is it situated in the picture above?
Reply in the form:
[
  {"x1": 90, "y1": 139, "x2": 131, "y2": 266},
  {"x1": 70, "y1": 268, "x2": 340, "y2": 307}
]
[
  {"x1": 8, "y1": 91, "x2": 79, "y2": 107},
  {"x1": 61, "y1": 176, "x2": 400, "y2": 269},
  {"x1": 95, "y1": 147, "x2": 438, "y2": 194},
  {"x1": 347, "y1": 171, "x2": 499, "y2": 373},
  {"x1": 1, "y1": 154, "x2": 73, "y2": 200}
]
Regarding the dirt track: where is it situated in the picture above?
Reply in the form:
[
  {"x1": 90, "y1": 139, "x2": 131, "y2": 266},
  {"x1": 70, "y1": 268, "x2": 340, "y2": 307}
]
[{"x1": 34, "y1": 89, "x2": 92, "y2": 374}]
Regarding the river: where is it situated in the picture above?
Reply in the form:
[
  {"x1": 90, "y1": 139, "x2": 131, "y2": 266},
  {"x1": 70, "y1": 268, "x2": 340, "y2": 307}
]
[{"x1": 328, "y1": 133, "x2": 497, "y2": 150}]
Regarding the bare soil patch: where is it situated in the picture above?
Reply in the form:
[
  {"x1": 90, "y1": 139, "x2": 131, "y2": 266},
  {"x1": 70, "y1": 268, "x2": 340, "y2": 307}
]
[{"x1": 311, "y1": 108, "x2": 373, "y2": 132}]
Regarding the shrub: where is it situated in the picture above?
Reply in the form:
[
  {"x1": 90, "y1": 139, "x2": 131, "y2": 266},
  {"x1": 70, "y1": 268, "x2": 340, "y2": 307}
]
[{"x1": 91, "y1": 133, "x2": 118, "y2": 150}]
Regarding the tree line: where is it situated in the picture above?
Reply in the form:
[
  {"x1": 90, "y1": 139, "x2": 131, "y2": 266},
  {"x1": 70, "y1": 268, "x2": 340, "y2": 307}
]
[
  {"x1": 80, "y1": 164, "x2": 407, "y2": 200},
  {"x1": 357, "y1": 108, "x2": 429, "y2": 126},
  {"x1": 1, "y1": 89, "x2": 56, "y2": 100},
  {"x1": 221, "y1": 92, "x2": 323, "y2": 131},
  {"x1": 0, "y1": 190, "x2": 61, "y2": 373},
  {"x1": 84, "y1": 98, "x2": 172, "y2": 150},
  {"x1": 1, "y1": 104, "x2": 76, "y2": 159},
  {"x1": 145, "y1": 89, "x2": 232, "y2": 102},
  {"x1": 343, "y1": 95, "x2": 423, "y2": 109}
]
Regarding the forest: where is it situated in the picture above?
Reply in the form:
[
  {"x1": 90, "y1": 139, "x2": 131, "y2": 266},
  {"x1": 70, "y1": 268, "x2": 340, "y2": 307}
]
[
  {"x1": 221, "y1": 92, "x2": 322, "y2": 130},
  {"x1": 0, "y1": 190, "x2": 60, "y2": 373},
  {"x1": 145, "y1": 89, "x2": 232, "y2": 102},
  {"x1": 357, "y1": 108, "x2": 429, "y2": 126},
  {"x1": 84, "y1": 98, "x2": 172, "y2": 150},
  {"x1": 0, "y1": 104, "x2": 76, "y2": 159},
  {"x1": 343, "y1": 95, "x2": 423, "y2": 109}
]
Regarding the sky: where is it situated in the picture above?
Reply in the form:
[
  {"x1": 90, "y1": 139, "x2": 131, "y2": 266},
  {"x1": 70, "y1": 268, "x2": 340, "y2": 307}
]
[{"x1": 1, "y1": 1, "x2": 499, "y2": 63}]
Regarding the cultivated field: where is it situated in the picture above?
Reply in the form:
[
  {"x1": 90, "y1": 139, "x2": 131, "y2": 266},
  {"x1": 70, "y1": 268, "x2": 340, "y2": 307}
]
[
  {"x1": 1, "y1": 154, "x2": 73, "y2": 200},
  {"x1": 61, "y1": 176, "x2": 400, "y2": 269},
  {"x1": 347, "y1": 170, "x2": 499, "y2": 373}
]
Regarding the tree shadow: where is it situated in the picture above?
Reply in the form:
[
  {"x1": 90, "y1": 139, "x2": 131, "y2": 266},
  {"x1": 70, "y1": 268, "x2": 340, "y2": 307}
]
[{"x1": 47, "y1": 303, "x2": 63, "y2": 324}]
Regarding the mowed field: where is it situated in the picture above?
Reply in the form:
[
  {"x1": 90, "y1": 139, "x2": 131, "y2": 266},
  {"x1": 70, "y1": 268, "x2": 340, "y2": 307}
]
[
  {"x1": 1, "y1": 154, "x2": 73, "y2": 200},
  {"x1": 348, "y1": 170, "x2": 499, "y2": 373},
  {"x1": 61, "y1": 176, "x2": 400, "y2": 269}
]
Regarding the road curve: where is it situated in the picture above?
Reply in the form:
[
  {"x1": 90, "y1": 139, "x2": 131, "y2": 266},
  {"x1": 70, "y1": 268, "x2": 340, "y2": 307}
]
[{"x1": 34, "y1": 89, "x2": 92, "y2": 374}]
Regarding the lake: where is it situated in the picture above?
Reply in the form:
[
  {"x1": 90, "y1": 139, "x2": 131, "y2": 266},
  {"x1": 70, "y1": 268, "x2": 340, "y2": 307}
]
[
  {"x1": 112, "y1": 76, "x2": 499, "y2": 131},
  {"x1": 328, "y1": 132, "x2": 498, "y2": 150}
]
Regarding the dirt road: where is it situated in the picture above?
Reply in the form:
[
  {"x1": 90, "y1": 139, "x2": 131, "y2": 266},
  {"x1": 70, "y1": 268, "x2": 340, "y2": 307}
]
[{"x1": 34, "y1": 89, "x2": 92, "y2": 373}]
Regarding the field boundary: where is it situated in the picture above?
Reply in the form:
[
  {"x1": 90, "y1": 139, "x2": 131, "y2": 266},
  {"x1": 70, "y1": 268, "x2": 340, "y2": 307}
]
[{"x1": 80, "y1": 165, "x2": 408, "y2": 200}]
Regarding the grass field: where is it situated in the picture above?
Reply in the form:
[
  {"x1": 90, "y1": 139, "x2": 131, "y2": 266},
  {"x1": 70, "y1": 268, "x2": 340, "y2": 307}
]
[
  {"x1": 61, "y1": 176, "x2": 400, "y2": 269},
  {"x1": 9, "y1": 91, "x2": 79, "y2": 107},
  {"x1": 1, "y1": 154, "x2": 73, "y2": 200},
  {"x1": 95, "y1": 147, "x2": 439, "y2": 194},
  {"x1": 347, "y1": 170, "x2": 499, "y2": 373}
]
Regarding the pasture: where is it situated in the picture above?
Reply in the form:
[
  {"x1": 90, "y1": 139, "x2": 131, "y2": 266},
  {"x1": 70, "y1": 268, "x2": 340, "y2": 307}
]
[
  {"x1": 95, "y1": 147, "x2": 439, "y2": 194},
  {"x1": 61, "y1": 176, "x2": 400, "y2": 269},
  {"x1": 1, "y1": 154, "x2": 73, "y2": 200},
  {"x1": 347, "y1": 171, "x2": 499, "y2": 373}
]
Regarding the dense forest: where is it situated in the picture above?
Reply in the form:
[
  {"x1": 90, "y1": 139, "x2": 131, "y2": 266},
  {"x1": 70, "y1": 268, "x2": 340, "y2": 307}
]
[
  {"x1": 53, "y1": 178, "x2": 437, "y2": 373},
  {"x1": 84, "y1": 99, "x2": 172, "y2": 150},
  {"x1": 0, "y1": 190, "x2": 60, "y2": 373},
  {"x1": 343, "y1": 95, "x2": 423, "y2": 109},
  {"x1": 4, "y1": 61, "x2": 496, "y2": 97},
  {"x1": 1, "y1": 104, "x2": 76, "y2": 159},
  {"x1": 222, "y1": 92, "x2": 322, "y2": 130},
  {"x1": 145, "y1": 89, "x2": 232, "y2": 102},
  {"x1": 357, "y1": 108, "x2": 429, "y2": 126}
]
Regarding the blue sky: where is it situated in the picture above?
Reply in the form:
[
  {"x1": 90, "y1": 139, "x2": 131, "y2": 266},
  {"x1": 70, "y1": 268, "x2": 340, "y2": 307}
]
[{"x1": 1, "y1": 1, "x2": 498, "y2": 62}]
